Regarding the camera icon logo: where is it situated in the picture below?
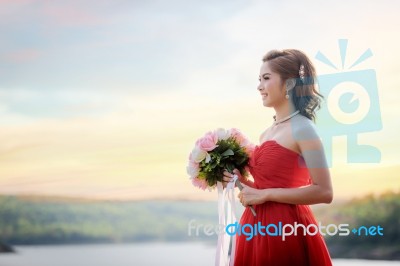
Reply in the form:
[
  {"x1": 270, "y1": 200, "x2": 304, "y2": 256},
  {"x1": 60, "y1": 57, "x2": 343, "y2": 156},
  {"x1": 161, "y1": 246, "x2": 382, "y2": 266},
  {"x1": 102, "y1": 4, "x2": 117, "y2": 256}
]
[{"x1": 315, "y1": 39, "x2": 382, "y2": 166}]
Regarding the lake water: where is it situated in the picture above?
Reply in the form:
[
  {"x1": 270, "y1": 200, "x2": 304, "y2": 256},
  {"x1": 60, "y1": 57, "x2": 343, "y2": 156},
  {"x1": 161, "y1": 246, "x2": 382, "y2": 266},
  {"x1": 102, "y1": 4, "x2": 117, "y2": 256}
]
[{"x1": 0, "y1": 242, "x2": 399, "y2": 266}]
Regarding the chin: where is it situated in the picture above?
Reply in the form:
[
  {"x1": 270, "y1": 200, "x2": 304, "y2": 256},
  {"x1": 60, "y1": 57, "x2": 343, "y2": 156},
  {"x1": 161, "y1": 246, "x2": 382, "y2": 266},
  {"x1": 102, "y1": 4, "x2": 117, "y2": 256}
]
[{"x1": 263, "y1": 101, "x2": 273, "y2": 107}]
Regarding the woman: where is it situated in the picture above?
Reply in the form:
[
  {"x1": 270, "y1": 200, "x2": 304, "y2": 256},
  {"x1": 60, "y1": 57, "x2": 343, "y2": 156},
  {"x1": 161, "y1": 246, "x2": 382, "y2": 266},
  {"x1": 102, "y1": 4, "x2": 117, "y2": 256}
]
[{"x1": 223, "y1": 49, "x2": 333, "y2": 265}]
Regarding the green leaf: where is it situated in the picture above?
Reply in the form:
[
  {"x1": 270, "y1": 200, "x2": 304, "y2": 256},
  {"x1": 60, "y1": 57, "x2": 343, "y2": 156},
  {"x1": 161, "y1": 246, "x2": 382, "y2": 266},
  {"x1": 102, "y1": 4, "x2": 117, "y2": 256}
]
[{"x1": 221, "y1": 149, "x2": 234, "y2": 156}]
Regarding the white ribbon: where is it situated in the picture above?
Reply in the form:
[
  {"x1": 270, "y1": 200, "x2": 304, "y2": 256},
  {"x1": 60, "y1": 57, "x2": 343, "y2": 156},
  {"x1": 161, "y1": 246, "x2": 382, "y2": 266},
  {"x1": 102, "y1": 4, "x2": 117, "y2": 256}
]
[{"x1": 215, "y1": 175, "x2": 238, "y2": 266}]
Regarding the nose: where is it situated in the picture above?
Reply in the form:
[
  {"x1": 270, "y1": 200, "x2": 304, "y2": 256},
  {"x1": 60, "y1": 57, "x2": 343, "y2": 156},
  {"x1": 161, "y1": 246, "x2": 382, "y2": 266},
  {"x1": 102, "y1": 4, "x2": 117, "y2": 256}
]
[{"x1": 257, "y1": 83, "x2": 263, "y2": 91}]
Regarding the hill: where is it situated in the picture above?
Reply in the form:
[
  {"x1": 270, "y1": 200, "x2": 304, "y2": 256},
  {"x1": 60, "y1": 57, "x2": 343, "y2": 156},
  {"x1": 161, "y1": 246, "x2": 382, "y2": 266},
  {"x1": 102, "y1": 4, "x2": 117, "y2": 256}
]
[{"x1": 0, "y1": 192, "x2": 399, "y2": 260}]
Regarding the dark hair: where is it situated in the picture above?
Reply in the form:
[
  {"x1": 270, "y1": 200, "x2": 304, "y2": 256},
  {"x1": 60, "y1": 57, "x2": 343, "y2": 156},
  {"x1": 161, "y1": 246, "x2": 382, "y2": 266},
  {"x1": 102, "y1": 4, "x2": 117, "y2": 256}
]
[{"x1": 262, "y1": 49, "x2": 323, "y2": 121}]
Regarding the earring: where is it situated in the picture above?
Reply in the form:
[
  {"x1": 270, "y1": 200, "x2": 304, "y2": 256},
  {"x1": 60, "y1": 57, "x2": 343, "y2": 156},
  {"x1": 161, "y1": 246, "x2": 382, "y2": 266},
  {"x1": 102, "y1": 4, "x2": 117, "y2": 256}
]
[{"x1": 285, "y1": 90, "x2": 289, "y2": 99}]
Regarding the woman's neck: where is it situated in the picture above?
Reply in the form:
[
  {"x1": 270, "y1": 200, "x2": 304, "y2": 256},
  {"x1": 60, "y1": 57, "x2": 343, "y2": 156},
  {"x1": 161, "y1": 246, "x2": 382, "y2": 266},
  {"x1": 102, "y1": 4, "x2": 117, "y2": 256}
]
[{"x1": 273, "y1": 101, "x2": 296, "y2": 121}]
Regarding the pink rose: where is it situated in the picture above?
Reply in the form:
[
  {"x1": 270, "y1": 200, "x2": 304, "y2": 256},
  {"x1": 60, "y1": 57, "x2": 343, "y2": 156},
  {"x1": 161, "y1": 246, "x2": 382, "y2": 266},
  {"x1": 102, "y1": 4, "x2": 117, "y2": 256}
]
[
  {"x1": 229, "y1": 128, "x2": 246, "y2": 145},
  {"x1": 244, "y1": 143, "x2": 256, "y2": 156},
  {"x1": 240, "y1": 139, "x2": 255, "y2": 154},
  {"x1": 191, "y1": 177, "x2": 208, "y2": 190},
  {"x1": 196, "y1": 131, "x2": 218, "y2": 151}
]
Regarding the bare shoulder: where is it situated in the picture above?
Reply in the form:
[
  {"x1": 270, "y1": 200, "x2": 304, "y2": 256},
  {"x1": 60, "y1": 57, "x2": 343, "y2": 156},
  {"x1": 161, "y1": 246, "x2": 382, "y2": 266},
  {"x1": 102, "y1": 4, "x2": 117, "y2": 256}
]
[
  {"x1": 291, "y1": 115, "x2": 328, "y2": 168},
  {"x1": 290, "y1": 114, "x2": 320, "y2": 142}
]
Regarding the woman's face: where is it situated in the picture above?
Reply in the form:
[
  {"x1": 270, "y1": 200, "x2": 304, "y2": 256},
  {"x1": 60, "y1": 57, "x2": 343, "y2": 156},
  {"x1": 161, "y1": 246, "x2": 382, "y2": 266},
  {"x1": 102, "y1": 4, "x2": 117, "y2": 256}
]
[{"x1": 258, "y1": 62, "x2": 286, "y2": 107}]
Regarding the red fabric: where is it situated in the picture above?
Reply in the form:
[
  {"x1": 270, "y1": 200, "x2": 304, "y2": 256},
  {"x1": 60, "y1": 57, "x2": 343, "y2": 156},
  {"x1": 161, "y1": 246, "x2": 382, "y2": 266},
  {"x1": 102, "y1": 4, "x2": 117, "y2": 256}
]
[{"x1": 233, "y1": 140, "x2": 332, "y2": 266}]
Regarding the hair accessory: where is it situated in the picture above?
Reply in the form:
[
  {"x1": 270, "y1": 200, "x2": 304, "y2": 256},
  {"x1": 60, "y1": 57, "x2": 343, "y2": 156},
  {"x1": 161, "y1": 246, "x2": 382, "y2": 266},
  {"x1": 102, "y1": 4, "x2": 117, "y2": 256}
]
[{"x1": 299, "y1": 64, "x2": 305, "y2": 82}]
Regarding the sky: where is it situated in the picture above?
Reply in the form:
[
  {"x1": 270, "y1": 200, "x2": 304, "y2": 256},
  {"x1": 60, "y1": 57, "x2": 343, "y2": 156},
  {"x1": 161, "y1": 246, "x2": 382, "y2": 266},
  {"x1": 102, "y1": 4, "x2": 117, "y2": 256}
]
[{"x1": 0, "y1": 0, "x2": 399, "y2": 201}]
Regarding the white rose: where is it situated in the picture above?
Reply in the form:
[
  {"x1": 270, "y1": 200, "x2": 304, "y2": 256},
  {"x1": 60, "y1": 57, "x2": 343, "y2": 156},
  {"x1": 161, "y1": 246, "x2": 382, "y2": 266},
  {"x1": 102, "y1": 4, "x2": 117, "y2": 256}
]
[
  {"x1": 186, "y1": 162, "x2": 200, "y2": 178},
  {"x1": 191, "y1": 146, "x2": 207, "y2": 163},
  {"x1": 215, "y1": 128, "x2": 230, "y2": 140}
]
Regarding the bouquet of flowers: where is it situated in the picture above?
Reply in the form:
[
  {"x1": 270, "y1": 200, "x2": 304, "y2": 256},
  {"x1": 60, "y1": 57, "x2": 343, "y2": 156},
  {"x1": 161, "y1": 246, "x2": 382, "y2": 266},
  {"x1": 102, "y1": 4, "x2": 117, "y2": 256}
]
[
  {"x1": 187, "y1": 128, "x2": 256, "y2": 265},
  {"x1": 187, "y1": 128, "x2": 254, "y2": 190}
]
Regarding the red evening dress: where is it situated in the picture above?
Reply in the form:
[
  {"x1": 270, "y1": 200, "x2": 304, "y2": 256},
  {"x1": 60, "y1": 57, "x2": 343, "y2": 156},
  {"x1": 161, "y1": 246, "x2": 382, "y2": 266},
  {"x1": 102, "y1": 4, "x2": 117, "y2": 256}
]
[{"x1": 233, "y1": 140, "x2": 332, "y2": 266}]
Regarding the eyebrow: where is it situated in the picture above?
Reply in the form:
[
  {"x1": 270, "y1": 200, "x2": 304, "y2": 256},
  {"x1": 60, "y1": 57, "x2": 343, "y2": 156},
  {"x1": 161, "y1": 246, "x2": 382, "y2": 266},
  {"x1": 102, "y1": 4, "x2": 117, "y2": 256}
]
[{"x1": 259, "y1": 73, "x2": 271, "y2": 77}]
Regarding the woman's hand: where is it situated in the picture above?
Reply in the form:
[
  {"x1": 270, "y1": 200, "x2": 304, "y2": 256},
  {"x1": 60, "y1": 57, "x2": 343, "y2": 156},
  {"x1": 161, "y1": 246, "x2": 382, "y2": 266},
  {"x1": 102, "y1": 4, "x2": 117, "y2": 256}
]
[
  {"x1": 222, "y1": 169, "x2": 246, "y2": 188},
  {"x1": 222, "y1": 169, "x2": 255, "y2": 189},
  {"x1": 238, "y1": 184, "x2": 268, "y2": 206}
]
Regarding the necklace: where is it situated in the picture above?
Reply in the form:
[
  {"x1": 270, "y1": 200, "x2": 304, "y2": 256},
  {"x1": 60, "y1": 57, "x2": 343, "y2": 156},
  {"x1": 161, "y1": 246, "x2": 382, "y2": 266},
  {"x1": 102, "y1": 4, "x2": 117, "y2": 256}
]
[{"x1": 273, "y1": 110, "x2": 300, "y2": 126}]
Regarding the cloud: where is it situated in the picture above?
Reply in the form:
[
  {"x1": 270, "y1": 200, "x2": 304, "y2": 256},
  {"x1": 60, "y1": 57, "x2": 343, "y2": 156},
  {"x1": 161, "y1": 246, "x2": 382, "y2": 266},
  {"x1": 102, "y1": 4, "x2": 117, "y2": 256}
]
[
  {"x1": 0, "y1": 0, "x2": 109, "y2": 27},
  {"x1": 2, "y1": 48, "x2": 41, "y2": 63},
  {"x1": 41, "y1": 4, "x2": 106, "y2": 28}
]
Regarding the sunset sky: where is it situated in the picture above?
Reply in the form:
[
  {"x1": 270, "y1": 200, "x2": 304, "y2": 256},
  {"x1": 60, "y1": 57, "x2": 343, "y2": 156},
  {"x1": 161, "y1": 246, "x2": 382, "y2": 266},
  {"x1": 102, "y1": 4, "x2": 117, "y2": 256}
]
[{"x1": 0, "y1": 0, "x2": 399, "y2": 202}]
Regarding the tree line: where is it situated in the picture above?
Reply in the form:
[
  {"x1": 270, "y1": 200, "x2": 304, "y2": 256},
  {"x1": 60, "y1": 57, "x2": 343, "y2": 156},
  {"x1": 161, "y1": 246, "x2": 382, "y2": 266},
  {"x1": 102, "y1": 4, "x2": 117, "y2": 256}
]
[{"x1": 0, "y1": 192, "x2": 399, "y2": 259}]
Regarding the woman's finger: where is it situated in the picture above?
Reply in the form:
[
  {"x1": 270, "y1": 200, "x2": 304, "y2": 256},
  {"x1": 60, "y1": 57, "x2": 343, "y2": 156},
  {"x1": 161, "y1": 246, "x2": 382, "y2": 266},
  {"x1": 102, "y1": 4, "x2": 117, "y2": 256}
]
[
  {"x1": 223, "y1": 170, "x2": 234, "y2": 177},
  {"x1": 233, "y1": 169, "x2": 242, "y2": 177},
  {"x1": 233, "y1": 169, "x2": 245, "y2": 182},
  {"x1": 239, "y1": 195, "x2": 245, "y2": 206},
  {"x1": 222, "y1": 176, "x2": 232, "y2": 182}
]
